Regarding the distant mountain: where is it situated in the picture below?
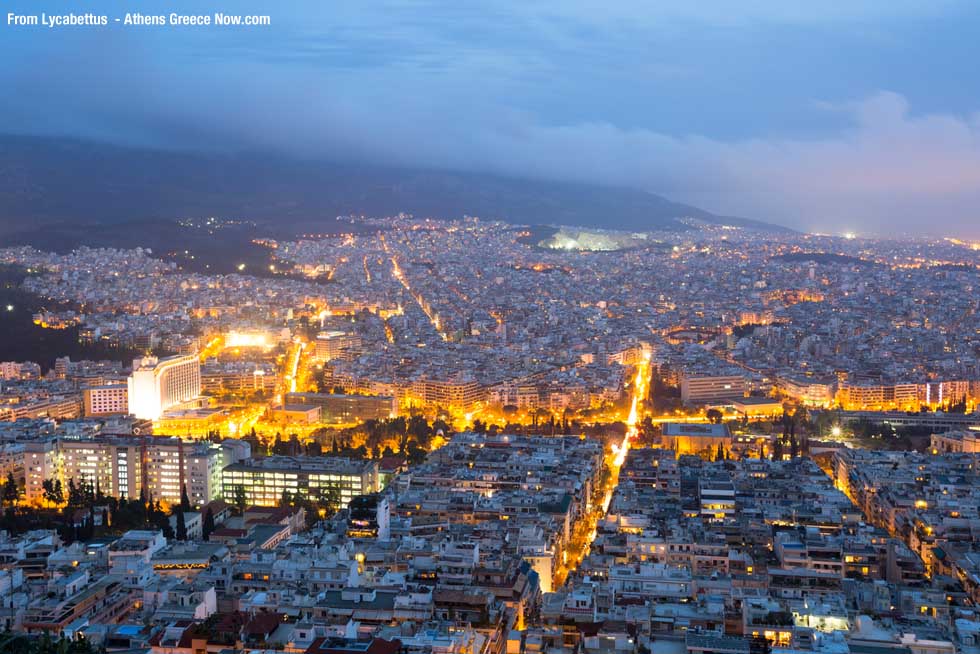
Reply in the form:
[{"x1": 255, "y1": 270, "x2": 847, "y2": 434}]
[{"x1": 0, "y1": 135, "x2": 789, "y2": 238}]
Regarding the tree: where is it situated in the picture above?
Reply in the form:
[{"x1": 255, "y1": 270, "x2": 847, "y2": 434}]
[
  {"x1": 706, "y1": 408, "x2": 724, "y2": 424},
  {"x1": 2, "y1": 472, "x2": 19, "y2": 507},
  {"x1": 42, "y1": 479, "x2": 55, "y2": 508},
  {"x1": 432, "y1": 418, "x2": 451, "y2": 435},
  {"x1": 772, "y1": 436, "x2": 784, "y2": 461},
  {"x1": 319, "y1": 486, "x2": 341, "y2": 514},
  {"x1": 175, "y1": 509, "x2": 188, "y2": 541},
  {"x1": 789, "y1": 434, "x2": 799, "y2": 459},
  {"x1": 233, "y1": 485, "x2": 248, "y2": 514},
  {"x1": 180, "y1": 485, "x2": 192, "y2": 513},
  {"x1": 67, "y1": 479, "x2": 84, "y2": 508},
  {"x1": 202, "y1": 507, "x2": 216, "y2": 540},
  {"x1": 408, "y1": 414, "x2": 433, "y2": 448},
  {"x1": 94, "y1": 477, "x2": 105, "y2": 504}
]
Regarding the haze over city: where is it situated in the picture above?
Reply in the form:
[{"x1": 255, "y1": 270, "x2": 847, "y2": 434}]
[{"x1": 4, "y1": 0, "x2": 980, "y2": 236}]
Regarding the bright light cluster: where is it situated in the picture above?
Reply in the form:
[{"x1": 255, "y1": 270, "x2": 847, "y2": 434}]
[{"x1": 225, "y1": 331, "x2": 272, "y2": 349}]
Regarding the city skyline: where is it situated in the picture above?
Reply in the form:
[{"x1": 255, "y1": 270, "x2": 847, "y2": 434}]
[{"x1": 5, "y1": 4, "x2": 980, "y2": 654}]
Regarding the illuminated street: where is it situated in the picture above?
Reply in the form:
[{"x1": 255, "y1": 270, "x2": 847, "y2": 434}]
[{"x1": 554, "y1": 352, "x2": 650, "y2": 586}]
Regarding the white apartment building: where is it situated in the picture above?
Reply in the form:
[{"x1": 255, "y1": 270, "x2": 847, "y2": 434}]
[
  {"x1": 222, "y1": 456, "x2": 379, "y2": 508},
  {"x1": 314, "y1": 331, "x2": 363, "y2": 362},
  {"x1": 83, "y1": 384, "x2": 129, "y2": 416},
  {"x1": 23, "y1": 436, "x2": 230, "y2": 506}
]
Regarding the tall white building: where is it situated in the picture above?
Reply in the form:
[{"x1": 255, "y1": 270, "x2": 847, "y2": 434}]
[{"x1": 127, "y1": 354, "x2": 202, "y2": 420}]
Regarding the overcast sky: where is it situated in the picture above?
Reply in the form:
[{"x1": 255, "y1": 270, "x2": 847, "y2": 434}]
[{"x1": 4, "y1": 0, "x2": 980, "y2": 237}]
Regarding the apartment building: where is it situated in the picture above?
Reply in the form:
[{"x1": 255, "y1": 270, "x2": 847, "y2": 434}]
[
  {"x1": 23, "y1": 436, "x2": 229, "y2": 506},
  {"x1": 83, "y1": 384, "x2": 129, "y2": 416}
]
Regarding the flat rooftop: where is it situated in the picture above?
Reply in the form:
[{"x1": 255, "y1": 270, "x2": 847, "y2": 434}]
[{"x1": 662, "y1": 423, "x2": 730, "y2": 437}]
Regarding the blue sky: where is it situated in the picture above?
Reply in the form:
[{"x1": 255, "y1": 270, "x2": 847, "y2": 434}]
[{"x1": 4, "y1": 0, "x2": 980, "y2": 236}]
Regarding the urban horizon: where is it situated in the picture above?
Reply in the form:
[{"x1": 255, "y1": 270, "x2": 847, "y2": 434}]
[{"x1": 4, "y1": 3, "x2": 980, "y2": 654}]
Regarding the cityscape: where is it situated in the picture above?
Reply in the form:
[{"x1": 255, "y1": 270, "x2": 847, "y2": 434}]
[
  {"x1": 4, "y1": 2, "x2": 980, "y2": 654},
  {"x1": 1, "y1": 215, "x2": 980, "y2": 654}
]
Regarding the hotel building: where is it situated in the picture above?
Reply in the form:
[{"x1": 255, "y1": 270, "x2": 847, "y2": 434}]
[{"x1": 127, "y1": 354, "x2": 202, "y2": 421}]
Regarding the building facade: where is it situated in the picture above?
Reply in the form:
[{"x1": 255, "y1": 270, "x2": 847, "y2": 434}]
[
  {"x1": 680, "y1": 374, "x2": 746, "y2": 405},
  {"x1": 23, "y1": 436, "x2": 229, "y2": 506},
  {"x1": 222, "y1": 456, "x2": 380, "y2": 508},
  {"x1": 83, "y1": 384, "x2": 129, "y2": 416},
  {"x1": 128, "y1": 354, "x2": 202, "y2": 420}
]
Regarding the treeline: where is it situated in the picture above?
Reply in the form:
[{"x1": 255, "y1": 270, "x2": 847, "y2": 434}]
[
  {"x1": 469, "y1": 415, "x2": 625, "y2": 438},
  {"x1": 0, "y1": 632, "x2": 102, "y2": 654},
  {"x1": 6, "y1": 474, "x2": 216, "y2": 543}
]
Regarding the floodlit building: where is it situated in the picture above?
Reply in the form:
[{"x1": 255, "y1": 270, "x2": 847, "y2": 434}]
[
  {"x1": 836, "y1": 381, "x2": 920, "y2": 411},
  {"x1": 314, "y1": 331, "x2": 363, "y2": 362},
  {"x1": 285, "y1": 392, "x2": 396, "y2": 423},
  {"x1": 408, "y1": 378, "x2": 484, "y2": 411},
  {"x1": 127, "y1": 354, "x2": 202, "y2": 420},
  {"x1": 775, "y1": 375, "x2": 837, "y2": 407},
  {"x1": 662, "y1": 422, "x2": 732, "y2": 458}
]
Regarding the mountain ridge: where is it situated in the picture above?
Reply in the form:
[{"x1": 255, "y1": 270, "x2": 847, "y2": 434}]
[{"x1": 0, "y1": 134, "x2": 791, "y2": 238}]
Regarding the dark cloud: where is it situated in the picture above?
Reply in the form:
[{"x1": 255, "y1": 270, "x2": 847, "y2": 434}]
[{"x1": 3, "y1": 0, "x2": 980, "y2": 236}]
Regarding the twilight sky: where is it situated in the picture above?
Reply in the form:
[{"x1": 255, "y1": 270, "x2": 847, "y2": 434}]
[{"x1": 4, "y1": 0, "x2": 980, "y2": 237}]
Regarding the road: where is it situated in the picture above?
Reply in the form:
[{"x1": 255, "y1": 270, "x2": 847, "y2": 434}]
[{"x1": 555, "y1": 351, "x2": 650, "y2": 586}]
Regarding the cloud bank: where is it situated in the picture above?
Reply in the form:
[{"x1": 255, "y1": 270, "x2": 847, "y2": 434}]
[{"x1": 2, "y1": 0, "x2": 980, "y2": 237}]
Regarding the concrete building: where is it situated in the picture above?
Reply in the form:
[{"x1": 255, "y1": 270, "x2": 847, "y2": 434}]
[
  {"x1": 222, "y1": 456, "x2": 380, "y2": 508},
  {"x1": 680, "y1": 374, "x2": 746, "y2": 405},
  {"x1": 82, "y1": 384, "x2": 129, "y2": 417},
  {"x1": 23, "y1": 436, "x2": 229, "y2": 506},
  {"x1": 285, "y1": 392, "x2": 396, "y2": 423},
  {"x1": 930, "y1": 430, "x2": 980, "y2": 454},
  {"x1": 127, "y1": 354, "x2": 202, "y2": 421}
]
